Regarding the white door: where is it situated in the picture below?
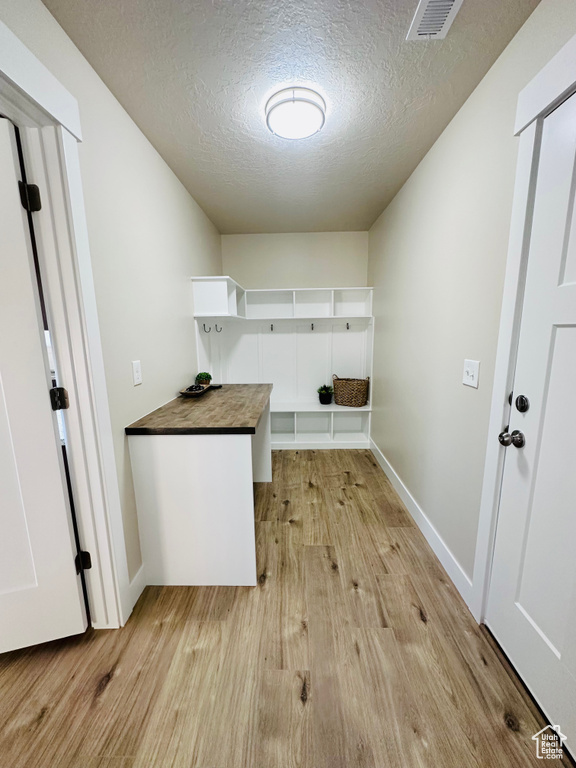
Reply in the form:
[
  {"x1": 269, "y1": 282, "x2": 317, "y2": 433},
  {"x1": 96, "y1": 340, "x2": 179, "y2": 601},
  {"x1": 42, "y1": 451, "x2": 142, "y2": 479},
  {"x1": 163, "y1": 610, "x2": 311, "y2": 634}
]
[
  {"x1": 0, "y1": 120, "x2": 87, "y2": 653},
  {"x1": 487, "y1": 93, "x2": 576, "y2": 746}
]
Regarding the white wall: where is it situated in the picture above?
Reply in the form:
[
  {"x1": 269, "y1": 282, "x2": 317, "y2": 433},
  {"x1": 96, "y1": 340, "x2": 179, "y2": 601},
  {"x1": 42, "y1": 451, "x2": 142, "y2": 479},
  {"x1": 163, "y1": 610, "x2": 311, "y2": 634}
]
[
  {"x1": 368, "y1": 0, "x2": 576, "y2": 584},
  {"x1": 222, "y1": 232, "x2": 368, "y2": 289},
  {"x1": 0, "y1": 0, "x2": 222, "y2": 580}
]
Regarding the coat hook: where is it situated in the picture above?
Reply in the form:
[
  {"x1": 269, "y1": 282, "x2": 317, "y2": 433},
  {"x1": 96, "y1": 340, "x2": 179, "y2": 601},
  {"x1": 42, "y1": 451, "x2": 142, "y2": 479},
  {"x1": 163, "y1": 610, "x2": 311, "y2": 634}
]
[
  {"x1": 346, "y1": 322, "x2": 350, "y2": 330},
  {"x1": 271, "y1": 323, "x2": 274, "y2": 332},
  {"x1": 215, "y1": 324, "x2": 222, "y2": 333},
  {"x1": 311, "y1": 323, "x2": 314, "y2": 331},
  {"x1": 203, "y1": 323, "x2": 212, "y2": 333}
]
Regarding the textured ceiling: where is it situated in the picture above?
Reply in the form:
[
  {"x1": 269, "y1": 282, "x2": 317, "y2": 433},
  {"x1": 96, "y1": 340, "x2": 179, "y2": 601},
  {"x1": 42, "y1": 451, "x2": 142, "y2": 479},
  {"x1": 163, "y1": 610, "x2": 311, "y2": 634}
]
[{"x1": 42, "y1": 0, "x2": 539, "y2": 233}]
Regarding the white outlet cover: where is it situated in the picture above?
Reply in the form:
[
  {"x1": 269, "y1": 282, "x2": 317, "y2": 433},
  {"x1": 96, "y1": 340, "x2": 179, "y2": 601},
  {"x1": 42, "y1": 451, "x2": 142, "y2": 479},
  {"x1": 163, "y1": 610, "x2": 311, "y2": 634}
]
[
  {"x1": 132, "y1": 360, "x2": 142, "y2": 386},
  {"x1": 463, "y1": 359, "x2": 480, "y2": 388}
]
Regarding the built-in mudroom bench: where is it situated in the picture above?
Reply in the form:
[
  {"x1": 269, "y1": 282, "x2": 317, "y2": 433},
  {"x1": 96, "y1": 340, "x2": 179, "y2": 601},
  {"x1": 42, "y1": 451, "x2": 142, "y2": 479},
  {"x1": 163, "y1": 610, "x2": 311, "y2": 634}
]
[
  {"x1": 192, "y1": 276, "x2": 374, "y2": 448},
  {"x1": 125, "y1": 383, "x2": 272, "y2": 586}
]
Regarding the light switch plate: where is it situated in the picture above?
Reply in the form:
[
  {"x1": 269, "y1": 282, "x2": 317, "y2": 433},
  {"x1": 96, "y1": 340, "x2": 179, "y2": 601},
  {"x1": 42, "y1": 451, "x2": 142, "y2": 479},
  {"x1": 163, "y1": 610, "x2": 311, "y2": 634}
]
[
  {"x1": 463, "y1": 359, "x2": 480, "y2": 388},
  {"x1": 132, "y1": 360, "x2": 142, "y2": 386}
]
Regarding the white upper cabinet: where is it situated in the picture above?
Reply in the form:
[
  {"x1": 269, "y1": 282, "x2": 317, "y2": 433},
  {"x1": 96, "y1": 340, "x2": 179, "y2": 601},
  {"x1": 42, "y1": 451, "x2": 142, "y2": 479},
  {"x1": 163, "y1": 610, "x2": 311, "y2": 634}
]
[
  {"x1": 192, "y1": 276, "x2": 246, "y2": 317},
  {"x1": 191, "y1": 277, "x2": 373, "y2": 319}
]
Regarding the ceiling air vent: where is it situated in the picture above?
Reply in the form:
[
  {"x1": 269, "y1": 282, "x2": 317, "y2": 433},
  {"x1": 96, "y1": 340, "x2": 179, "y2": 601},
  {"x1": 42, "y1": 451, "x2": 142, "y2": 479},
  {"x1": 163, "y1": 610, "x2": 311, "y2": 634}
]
[{"x1": 406, "y1": 0, "x2": 465, "y2": 41}]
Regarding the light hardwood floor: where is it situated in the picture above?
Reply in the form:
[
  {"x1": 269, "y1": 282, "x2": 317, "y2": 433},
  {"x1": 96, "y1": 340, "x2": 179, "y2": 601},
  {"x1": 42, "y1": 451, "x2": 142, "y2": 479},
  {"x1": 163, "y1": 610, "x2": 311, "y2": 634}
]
[{"x1": 0, "y1": 450, "x2": 571, "y2": 768}]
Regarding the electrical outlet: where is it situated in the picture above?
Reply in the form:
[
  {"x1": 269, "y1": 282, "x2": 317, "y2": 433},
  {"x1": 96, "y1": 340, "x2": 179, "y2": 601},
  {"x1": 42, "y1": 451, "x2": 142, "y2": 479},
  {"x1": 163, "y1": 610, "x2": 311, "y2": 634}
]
[
  {"x1": 132, "y1": 360, "x2": 142, "y2": 386},
  {"x1": 463, "y1": 359, "x2": 480, "y2": 388}
]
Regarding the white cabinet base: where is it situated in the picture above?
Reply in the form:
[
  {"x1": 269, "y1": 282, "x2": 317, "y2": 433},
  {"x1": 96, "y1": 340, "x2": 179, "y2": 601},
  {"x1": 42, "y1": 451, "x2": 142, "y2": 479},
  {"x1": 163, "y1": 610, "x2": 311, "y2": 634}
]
[{"x1": 129, "y1": 433, "x2": 258, "y2": 586}]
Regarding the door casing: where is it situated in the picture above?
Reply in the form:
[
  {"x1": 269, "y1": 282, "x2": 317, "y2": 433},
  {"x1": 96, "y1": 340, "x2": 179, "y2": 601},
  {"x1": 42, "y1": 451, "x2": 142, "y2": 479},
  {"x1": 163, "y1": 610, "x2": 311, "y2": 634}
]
[
  {"x1": 472, "y1": 31, "x2": 576, "y2": 622},
  {"x1": 0, "y1": 20, "x2": 137, "y2": 628}
]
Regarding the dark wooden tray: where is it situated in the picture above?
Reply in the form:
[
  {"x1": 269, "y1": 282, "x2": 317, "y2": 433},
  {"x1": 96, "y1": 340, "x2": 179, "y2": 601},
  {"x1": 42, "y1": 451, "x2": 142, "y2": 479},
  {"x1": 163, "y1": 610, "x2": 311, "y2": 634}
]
[{"x1": 179, "y1": 384, "x2": 213, "y2": 398}]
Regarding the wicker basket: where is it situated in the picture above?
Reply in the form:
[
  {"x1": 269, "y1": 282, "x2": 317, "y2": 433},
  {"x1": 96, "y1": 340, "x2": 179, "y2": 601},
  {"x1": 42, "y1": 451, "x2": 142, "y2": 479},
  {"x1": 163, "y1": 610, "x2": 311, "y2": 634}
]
[{"x1": 332, "y1": 375, "x2": 369, "y2": 408}]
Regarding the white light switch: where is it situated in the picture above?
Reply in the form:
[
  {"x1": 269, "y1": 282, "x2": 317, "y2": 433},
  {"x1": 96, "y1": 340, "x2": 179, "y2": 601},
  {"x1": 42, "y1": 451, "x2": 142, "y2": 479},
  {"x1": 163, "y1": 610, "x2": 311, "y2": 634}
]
[
  {"x1": 463, "y1": 359, "x2": 480, "y2": 388},
  {"x1": 132, "y1": 360, "x2": 142, "y2": 386}
]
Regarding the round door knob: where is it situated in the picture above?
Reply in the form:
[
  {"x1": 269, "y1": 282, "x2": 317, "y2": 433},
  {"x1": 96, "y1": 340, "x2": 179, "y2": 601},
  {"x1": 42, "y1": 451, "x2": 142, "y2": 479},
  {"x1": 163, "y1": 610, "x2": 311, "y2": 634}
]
[
  {"x1": 498, "y1": 429, "x2": 512, "y2": 446},
  {"x1": 515, "y1": 395, "x2": 530, "y2": 413},
  {"x1": 511, "y1": 429, "x2": 525, "y2": 448}
]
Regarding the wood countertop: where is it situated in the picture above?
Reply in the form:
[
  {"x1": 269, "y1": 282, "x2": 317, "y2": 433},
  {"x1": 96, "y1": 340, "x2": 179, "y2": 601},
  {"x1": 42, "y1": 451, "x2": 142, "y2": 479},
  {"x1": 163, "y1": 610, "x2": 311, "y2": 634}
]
[{"x1": 125, "y1": 384, "x2": 273, "y2": 435}]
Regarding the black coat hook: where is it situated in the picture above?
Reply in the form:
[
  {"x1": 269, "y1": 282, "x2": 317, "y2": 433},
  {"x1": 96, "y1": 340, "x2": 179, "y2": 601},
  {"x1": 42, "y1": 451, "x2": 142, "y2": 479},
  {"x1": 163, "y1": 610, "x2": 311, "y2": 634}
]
[
  {"x1": 215, "y1": 324, "x2": 222, "y2": 333},
  {"x1": 311, "y1": 323, "x2": 314, "y2": 331},
  {"x1": 271, "y1": 324, "x2": 274, "y2": 332},
  {"x1": 347, "y1": 322, "x2": 350, "y2": 330},
  {"x1": 203, "y1": 323, "x2": 211, "y2": 333}
]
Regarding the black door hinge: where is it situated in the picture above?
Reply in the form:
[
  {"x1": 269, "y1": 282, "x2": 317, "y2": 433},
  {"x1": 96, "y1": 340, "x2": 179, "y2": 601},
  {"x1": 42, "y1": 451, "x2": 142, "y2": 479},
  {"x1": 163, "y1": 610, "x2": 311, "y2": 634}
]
[
  {"x1": 18, "y1": 180, "x2": 42, "y2": 212},
  {"x1": 50, "y1": 387, "x2": 69, "y2": 411},
  {"x1": 75, "y1": 551, "x2": 92, "y2": 575}
]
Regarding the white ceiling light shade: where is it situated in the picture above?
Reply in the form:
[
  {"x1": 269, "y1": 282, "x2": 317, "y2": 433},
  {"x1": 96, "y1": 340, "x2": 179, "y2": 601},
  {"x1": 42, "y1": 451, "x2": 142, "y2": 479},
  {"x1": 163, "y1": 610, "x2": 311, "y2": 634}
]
[{"x1": 265, "y1": 87, "x2": 326, "y2": 140}]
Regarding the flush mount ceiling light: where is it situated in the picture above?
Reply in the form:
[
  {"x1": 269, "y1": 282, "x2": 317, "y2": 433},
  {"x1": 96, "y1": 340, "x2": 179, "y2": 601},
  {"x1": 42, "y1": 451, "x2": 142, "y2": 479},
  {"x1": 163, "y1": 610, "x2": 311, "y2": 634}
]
[{"x1": 265, "y1": 87, "x2": 326, "y2": 140}]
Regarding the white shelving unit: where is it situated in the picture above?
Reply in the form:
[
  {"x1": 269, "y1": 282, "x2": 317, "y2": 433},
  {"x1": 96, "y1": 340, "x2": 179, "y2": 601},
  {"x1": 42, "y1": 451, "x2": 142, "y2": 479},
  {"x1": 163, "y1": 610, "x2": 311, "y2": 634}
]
[
  {"x1": 192, "y1": 277, "x2": 372, "y2": 319},
  {"x1": 191, "y1": 277, "x2": 374, "y2": 449}
]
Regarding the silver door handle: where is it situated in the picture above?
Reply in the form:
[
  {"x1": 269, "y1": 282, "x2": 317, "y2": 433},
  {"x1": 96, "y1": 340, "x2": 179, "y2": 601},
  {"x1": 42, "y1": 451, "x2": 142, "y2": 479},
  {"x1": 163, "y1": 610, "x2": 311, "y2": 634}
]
[
  {"x1": 510, "y1": 429, "x2": 525, "y2": 448},
  {"x1": 498, "y1": 428, "x2": 525, "y2": 448}
]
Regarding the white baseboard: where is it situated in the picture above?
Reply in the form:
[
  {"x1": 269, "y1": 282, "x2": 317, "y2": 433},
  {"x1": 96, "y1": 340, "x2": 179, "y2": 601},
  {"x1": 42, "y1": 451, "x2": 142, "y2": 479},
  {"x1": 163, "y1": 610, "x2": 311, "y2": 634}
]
[
  {"x1": 126, "y1": 563, "x2": 146, "y2": 620},
  {"x1": 370, "y1": 439, "x2": 474, "y2": 609}
]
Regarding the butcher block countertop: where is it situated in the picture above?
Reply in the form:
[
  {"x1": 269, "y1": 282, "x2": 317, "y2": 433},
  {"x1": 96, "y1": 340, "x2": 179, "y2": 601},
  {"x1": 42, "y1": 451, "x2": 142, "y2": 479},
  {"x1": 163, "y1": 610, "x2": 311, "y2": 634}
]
[{"x1": 125, "y1": 384, "x2": 273, "y2": 436}]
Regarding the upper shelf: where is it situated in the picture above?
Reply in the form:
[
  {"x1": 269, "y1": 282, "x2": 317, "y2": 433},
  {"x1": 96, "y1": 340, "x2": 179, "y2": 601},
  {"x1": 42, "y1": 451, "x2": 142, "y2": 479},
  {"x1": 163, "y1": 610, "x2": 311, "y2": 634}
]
[{"x1": 191, "y1": 277, "x2": 373, "y2": 320}]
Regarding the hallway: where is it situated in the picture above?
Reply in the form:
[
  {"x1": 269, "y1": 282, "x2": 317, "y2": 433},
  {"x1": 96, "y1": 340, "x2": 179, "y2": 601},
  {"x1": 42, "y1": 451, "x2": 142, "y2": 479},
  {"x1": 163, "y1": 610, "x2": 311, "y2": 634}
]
[{"x1": 0, "y1": 450, "x2": 565, "y2": 768}]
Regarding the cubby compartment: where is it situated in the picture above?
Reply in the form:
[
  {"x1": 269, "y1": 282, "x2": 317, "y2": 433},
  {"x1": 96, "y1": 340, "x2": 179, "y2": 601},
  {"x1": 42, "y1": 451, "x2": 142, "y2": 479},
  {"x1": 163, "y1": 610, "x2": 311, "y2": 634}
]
[
  {"x1": 271, "y1": 412, "x2": 295, "y2": 443},
  {"x1": 246, "y1": 290, "x2": 294, "y2": 318},
  {"x1": 296, "y1": 412, "x2": 331, "y2": 443},
  {"x1": 333, "y1": 411, "x2": 369, "y2": 443},
  {"x1": 334, "y1": 289, "x2": 372, "y2": 317},
  {"x1": 294, "y1": 290, "x2": 332, "y2": 317}
]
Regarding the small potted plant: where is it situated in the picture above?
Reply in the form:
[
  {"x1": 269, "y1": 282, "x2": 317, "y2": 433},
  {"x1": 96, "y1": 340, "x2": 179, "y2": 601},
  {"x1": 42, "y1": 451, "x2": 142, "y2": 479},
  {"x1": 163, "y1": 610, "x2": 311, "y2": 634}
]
[
  {"x1": 196, "y1": 372, "x2": 212, "y2": 388},
  {"x1": 317, "y1": 384, "x2": 334, "y2": 405}
]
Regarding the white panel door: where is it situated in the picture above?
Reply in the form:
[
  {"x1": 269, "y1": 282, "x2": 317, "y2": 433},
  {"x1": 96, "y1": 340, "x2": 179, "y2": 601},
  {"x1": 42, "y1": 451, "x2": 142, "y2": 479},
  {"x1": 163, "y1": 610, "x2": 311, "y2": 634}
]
[
  {"x1": 0, "y1": 120, "x2": 86, "y2": 653},
  {"x1": 487, "y1": 94, "x2": 576, "y2": 746}
]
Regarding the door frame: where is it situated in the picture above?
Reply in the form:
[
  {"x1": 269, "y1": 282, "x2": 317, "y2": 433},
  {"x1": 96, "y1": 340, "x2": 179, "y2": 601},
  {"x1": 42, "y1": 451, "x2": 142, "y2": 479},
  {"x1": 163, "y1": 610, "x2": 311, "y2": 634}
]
[
  {"x1": 0, "y1": 21, "x2": 135, "y2": 628},
  {"x1": 471, "y1": 32, "x2": 576, "y2": 622}
]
